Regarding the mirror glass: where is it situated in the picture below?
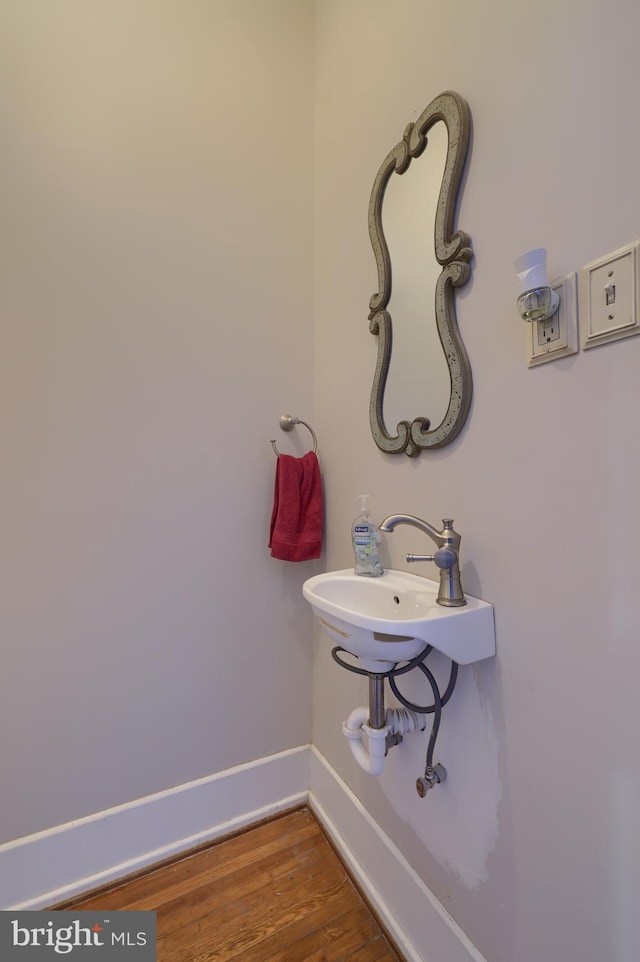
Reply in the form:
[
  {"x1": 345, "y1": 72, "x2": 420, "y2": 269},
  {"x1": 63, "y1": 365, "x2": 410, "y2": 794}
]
[
  {"x1": 382, "y1": 120, "x2": 449, "y2": 433},
  {"x1": 368, "y1": 92, "x2": 473, "y2": 457}
]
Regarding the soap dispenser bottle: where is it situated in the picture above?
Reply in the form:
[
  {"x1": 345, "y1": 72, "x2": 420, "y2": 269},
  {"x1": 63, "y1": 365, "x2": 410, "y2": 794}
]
[{"x1": 352, "y1": 495, "x2": 383, "y2": 577}]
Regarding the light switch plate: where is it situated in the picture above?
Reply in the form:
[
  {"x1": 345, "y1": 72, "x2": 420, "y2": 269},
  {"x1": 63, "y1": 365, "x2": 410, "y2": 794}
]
[
  {"x1": 526, "y1": 271, "x2": 578, "y2": 367},
  {"x1": 580, "y1": 241, "x2": 640, "y2": 350}
]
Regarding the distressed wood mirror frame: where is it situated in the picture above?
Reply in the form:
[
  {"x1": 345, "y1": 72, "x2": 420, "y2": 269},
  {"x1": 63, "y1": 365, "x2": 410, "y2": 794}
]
[{"x1": 368, "y1": 91, "x2": 473, "y2": 457}]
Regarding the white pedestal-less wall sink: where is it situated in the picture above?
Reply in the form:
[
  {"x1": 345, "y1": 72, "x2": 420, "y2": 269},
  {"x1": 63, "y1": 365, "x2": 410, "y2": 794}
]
[{"x1": 303, "y1": 568, "x2": 495, "y2": 672}]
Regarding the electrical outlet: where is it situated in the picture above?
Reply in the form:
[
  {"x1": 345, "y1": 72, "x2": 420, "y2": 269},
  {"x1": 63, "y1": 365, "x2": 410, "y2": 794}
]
[
  {"x1": 536, "y1": 315, "x2": 561, "y2": 347},
  {"x1": 526, "y1": 272, "x2": 578, "y2": 367},
  {"x1": 580, "y1": 241, "x2": 640, "y2": 350}
]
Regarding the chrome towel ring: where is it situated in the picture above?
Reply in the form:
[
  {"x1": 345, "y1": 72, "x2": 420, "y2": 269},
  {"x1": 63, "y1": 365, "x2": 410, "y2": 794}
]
[{"x1": 271, "y1": 414, "x2": 318, "y2": 456}]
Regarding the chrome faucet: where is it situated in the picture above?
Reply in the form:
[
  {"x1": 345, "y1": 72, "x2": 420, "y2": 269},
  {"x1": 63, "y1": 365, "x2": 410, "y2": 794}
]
[{"x1": 379, "y1": 514, "x2": 466, "y2": 607}]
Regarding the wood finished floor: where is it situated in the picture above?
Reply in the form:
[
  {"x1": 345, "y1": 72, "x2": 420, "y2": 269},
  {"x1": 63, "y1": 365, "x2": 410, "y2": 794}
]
[{"x1": 63, "y1": 807, "x2": 402, "y2": 962}]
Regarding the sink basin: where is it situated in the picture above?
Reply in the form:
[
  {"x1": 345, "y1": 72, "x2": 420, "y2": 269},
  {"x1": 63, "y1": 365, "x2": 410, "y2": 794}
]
[{"x1": 303, "y1": 568, "x2": 495, "y2": 671}]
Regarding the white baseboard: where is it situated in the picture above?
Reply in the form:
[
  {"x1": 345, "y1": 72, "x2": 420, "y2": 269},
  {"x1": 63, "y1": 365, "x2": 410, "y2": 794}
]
[
  {"x1": 3, "y1": 742, "x2": 484, "y2": 962},
  {"x1": 1, "y1": 744, "x2": 310, "y2": 910},
  {"x1": 308, "y1": 747, "x2": 487, "y2": 962}
]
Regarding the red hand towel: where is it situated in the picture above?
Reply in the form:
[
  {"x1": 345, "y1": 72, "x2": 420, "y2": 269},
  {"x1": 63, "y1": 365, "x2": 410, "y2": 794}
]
[{"x1": 269, "y1": 451, "x2": 323, "y2": 562}]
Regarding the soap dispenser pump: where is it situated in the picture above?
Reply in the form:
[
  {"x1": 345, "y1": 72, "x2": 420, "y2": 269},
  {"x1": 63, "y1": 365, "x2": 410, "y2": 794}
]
[{"x1": 352, "y1": 495, "x2": 383, "y2": 577}]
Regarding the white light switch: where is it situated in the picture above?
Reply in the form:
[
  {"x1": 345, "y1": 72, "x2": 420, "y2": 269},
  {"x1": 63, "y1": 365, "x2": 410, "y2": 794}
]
[{"x1": 580, "y1": 241, "x2": 640, "y2": 350}]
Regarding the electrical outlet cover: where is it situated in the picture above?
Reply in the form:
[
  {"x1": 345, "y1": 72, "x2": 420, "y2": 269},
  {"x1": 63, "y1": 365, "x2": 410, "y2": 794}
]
[{"x1": 526, "y1": 271, "x2": 578, "y2": 367}]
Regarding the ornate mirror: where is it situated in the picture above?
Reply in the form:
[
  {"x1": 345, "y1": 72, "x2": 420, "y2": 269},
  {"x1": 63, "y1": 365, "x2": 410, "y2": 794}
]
[{"x1": 368, "y1": 91, "x2": 473, "y2": 457}]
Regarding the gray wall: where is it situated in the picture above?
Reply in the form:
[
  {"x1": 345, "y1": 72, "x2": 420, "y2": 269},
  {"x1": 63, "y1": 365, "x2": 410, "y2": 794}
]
[
  {"x1": 313, "y1": 2, "x2": 640, "y2": 961},
  {"x1": 0, "y1": 0, "x2": 315, "y2": 842}
]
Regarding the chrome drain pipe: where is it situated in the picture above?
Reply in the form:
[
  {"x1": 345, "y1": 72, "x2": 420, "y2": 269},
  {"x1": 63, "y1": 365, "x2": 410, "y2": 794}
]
[{"x1": 368, "y1": 674, "x2": 386, "y2": 729}]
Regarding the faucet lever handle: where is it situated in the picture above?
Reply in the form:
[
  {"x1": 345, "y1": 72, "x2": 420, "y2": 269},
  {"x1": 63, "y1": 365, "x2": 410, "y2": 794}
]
[{"x1": 407, "y1": 548, "x2": 457, "y2": 569}]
